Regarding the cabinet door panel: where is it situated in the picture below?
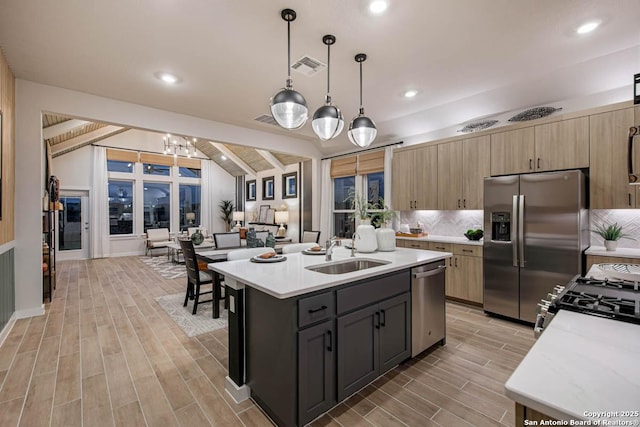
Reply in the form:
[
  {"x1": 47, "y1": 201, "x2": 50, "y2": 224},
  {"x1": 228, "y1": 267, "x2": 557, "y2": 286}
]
[
  {"x1": 378, "y1": 293, "x2": 411, "y2": 373},
  {"x1": 437, "y1": 141, "x2": 463, "y2": 210},
  {"x1": 460, "y1": 255, "x2": 483, "y2": 304},
  {"x1": 392, "y1": 150, "x2": 415, "y2": 210},
  {"x1": 298, "y1": 321, "x2": 336, "y2": 425},
  {"x1": 534, "y1": 117, "x2": 589, "y2": 171},
  {"x1": 337, "y1": 305, "x2": 379, "y2": 401},
  {"x1": 462, "y1": 135, "x2": 491, "y2": 209},
  {"x1": 590, "y1": 108, "x2": 635, "y2": 208},
  {"x1": 490, "y1": 128, "x2": 535, "y2": 176},
  {"x1": 445, "y1": 256, "x2": 466, "y2": 300},
  {"x1": 416, "y1": 145, "x2": 438, "y2": 209}
]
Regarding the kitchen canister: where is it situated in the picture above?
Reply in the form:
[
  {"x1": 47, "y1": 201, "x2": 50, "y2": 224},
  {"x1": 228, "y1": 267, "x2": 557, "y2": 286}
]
[
  {"x1": 354, "y1": 220, "x2": 378, "y2": 253},
  {"x1": 376, "y1": 226, "x2": 396, "y2": 251}
]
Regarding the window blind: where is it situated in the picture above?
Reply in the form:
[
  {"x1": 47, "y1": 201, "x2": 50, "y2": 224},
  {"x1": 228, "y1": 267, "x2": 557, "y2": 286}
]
[
  {"x1": 106, "y1": 148, "x2": 138, "y2": 163},
  {"x1": 176, "y1": 157, "x2": 201, "y2": 169},
  {"x1": 357, "y1": 150, "x2": 385, "y2": 175},
  {"x1": 330, "y1": 156, "x2": 357, "y2": 178},
  {"x1": 139, "y1": 152, "x2": 175, "y2": 166}
]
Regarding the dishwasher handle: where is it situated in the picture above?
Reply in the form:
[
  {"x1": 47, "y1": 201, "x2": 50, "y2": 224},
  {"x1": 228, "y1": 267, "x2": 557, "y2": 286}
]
[{"x1": 412, "y1": 265, "x2": 446, "y2": 279}]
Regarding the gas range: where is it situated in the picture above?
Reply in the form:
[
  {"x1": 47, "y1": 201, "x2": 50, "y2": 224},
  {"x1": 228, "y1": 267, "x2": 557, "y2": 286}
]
[{"x1": 534, "y1": 275, "x2": 640, "y2": 337}]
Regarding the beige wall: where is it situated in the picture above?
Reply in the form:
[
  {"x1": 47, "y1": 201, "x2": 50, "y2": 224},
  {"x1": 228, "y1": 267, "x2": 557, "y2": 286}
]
[{"x1": 0, "y1": 49, "x2": 15, "y2": 245}]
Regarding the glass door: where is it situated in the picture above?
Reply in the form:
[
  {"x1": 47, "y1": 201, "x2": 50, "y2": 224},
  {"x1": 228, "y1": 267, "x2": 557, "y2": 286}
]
[{"x1": 57, "y1": 190, "x2": 89, "y2": 260}]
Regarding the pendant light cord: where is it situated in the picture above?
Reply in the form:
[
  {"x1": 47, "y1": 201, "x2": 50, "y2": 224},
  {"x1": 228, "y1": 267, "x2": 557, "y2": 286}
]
[
  {"x1": 326, "y1": 43, "x2": 331, "y2": 98},
  {"x1": 287, "y1": 19, "x2": 291, "y2": 81},
  {"x1": 359, "y1": 61, "x2": 364, "y2": 111}
]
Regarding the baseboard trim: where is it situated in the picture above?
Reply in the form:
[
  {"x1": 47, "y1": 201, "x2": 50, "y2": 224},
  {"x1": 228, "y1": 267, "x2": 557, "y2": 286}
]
[
  {"x1": 225, "y1": 376, "x2": 251, "y2": 403},
  {"x1": 0, "y1": 313, "x2": 17, "y2": 347},
  {"x1": 14, "y1": 305, "x2": 45, "y2": 319}
]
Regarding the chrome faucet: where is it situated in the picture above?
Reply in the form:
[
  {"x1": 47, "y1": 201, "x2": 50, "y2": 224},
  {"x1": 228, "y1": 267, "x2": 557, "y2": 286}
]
[
  {"x1": 325, "y1": 237, "x2": 340, "y2": 261},
  {"x1": 350, "y1": 232, "x2": 359, "y2": 257}
]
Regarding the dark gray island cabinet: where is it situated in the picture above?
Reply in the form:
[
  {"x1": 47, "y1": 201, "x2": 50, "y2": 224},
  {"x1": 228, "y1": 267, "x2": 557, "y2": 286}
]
[{"x1": 246, "y1": 269, "x2": 411, "y2": 427}]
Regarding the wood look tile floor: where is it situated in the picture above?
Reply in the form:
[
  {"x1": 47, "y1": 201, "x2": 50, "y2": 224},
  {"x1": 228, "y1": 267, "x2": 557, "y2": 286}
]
[{"x1": 0, "y1": 257, "x2": 535, "y2": 427}]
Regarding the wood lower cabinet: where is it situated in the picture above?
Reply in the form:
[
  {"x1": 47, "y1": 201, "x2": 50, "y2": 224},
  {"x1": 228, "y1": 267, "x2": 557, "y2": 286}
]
[
  {"x1": 586, "y1": 254, "x2": 640, "y2": 271},
  {"x1": 337, "y1": 293, "x2": 410, "y2": 401},
  {"x1": 590, "y1": 107, "x2": 636, "y2": 208},
  {"x1": 515, "y1": 403, "x2": 556, "y2": 426}
]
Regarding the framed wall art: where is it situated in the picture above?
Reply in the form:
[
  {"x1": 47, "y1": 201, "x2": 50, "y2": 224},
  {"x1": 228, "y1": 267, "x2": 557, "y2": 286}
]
[
  {"x1": 258, "y1": 205, "x2": 270, "y2": 223},
  {"x1": 266, "y1": 208, "x2": 275, "y2": 224},
  {"x1": 246, "y1": 179, "x2": 256, "y2": 201},
  {"x1": 262, "y1": 176, "x2": 274, "y2": 200},
  {"x1": 282, "y1": 171, "x2": 297, "y2": 199}
]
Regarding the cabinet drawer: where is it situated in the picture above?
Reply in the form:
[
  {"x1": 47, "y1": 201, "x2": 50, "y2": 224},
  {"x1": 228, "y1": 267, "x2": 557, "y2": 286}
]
[
  {"x1": 298, "y1": 292, "x2": 335, "y2": 328},
  {"x1": 427, "y1": 242, "x2": 453, "y2": 252},
  {"x1": 453, "y1": 244, "x2": 483, "y2": 257},
  {"x1": 403, "y1": 240, "x2": 428, "y2": 250},
  {"x1": 337, "y1": 270, "x2": 410, "y2": 315}
]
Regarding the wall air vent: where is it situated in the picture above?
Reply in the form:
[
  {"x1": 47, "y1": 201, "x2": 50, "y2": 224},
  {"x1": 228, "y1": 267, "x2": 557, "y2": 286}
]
[
  {"x1": 291, "y1": 55, "x2": 326, "y2": 76},
  {"x1": 254, "y1": 114, "x2": 279, "y2": 126}
]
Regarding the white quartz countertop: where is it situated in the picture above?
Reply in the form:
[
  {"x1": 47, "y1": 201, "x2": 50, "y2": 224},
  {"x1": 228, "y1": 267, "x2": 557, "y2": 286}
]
[
  {"x1": 586, "y1": 246, "x2": 640, "y2": 259},
  {"x1": 505, "y1": 310, "x2": 640, "y2": 422},
  {"x1": 207, "y1": 247, "x2": 451, "y2": 299},
  {"x1": 395, "y1": 234, "x2": 483, "y2": 246}
]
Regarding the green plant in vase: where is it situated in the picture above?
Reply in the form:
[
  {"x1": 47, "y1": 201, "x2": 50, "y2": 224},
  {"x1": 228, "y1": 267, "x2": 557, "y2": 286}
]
[
  {"x1": 371, "y1": 198, "x2": 396, "y2": 229},
  {"x1": 218, "y1": 200, "x2": 235, "y2": 232},
  {"x1": 592, "y1": 222, "x2": 634, "y2": 251},
  {"x1": 346, "y1": 190, "x2": 372, "y2": 224}
]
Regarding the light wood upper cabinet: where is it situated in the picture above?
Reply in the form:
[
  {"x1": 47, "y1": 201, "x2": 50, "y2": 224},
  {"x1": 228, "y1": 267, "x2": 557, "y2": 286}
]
[
  {"x1": 437, "y1": 141, "x2": 463, "y2": 210},
  {"x1": 590, "y1": 107, "x2": 635, "y2": 208},
  {"x1": 462, "y1": 135, "x2": 491, "y2": 209},
  {"x1": 490, "y1": 127, "x2": 535, "y2": 176},
  {"x1": 392, "y1": 145, "x2": 438, "y2": 210},
  {"x1": 534, "y1": 117, "x2": 589, "y2": 171}
]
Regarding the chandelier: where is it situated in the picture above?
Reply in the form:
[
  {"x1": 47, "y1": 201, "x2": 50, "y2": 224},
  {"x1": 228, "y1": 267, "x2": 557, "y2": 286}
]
[{"x1": 163, "y1": 134, "x2": 197, "y2": 158}]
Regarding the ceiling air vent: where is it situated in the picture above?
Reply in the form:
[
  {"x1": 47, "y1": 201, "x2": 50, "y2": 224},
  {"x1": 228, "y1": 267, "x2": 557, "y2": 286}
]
[
  {"x1": 291, "y1": 55, "x2": 326, "y2": 76},
  {"x1": 254, "y1": 114, "x2": 279, "y2": 126}
]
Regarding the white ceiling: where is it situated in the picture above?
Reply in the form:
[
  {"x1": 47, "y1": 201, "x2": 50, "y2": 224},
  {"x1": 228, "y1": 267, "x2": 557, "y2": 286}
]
[{"x1": 1, "y1": 0, "x2": 639, "y2": 155}]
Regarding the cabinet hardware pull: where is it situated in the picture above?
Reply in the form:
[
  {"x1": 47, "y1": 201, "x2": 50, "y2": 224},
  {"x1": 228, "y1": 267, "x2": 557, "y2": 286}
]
[
  {"x1": 537, "y1": 158, "x2": 541, "y2": 169},
  {"x1": 462, "y1": 249, "x2": 472, "y2": 252},
  {"x1": 629, "y1": 193, "x2": 632, "y2": 207},
  {"x1": 463, "y1": 199, "x2": 466, "y2": 208},
  {"x1": 380, "y1": 309, "x2": 386, "y2": 327},
  {"x1": 326, "y1": 330, "x2": 332, "y2": 352},
  {"x1": 375, "y1": 311, "x2": 380, "y2": 329},
  {"x1": 308, "y1": 305, "x2": 327, "y2": 314},
  {"x1": 529, "y1": 159, "x2": 533, "y2": 170},
  {"x1": 455, "y1": 257, "x2": 458, "y2": 268},
  {"x1": 436, "y1": 246, "x2": 445, "y2": 250},
  {"x1": 457, "y1": 199, "x2": 461, "y2": 209}
]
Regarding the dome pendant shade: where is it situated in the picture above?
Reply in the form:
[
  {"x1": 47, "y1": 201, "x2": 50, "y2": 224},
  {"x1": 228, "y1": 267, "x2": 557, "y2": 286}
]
[
  {"x1": 312, "y1": 103, "x2": 344, "y2": 141},
  {"x1": 270, "y1": 86, "x2": 308, "y2": 129},
  {"x1": 270, "y1": 9, "x2": 308, "y2": 130},
  {"x1": 348, "y1": 112, "x2": 377, "y2": 147}
]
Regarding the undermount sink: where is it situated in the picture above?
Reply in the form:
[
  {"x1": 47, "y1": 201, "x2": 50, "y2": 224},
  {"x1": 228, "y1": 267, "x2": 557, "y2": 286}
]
[{"x1": 305, "y1": 258, "x2": 391, "y2": 275}]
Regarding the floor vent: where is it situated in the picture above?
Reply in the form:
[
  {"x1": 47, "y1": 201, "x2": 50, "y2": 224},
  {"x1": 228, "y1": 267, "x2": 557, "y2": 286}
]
[
  {"x1": 254, "y1": 114, "x2": 279, "y2": 126},
  {"x1": 291, "y1": 55, "x2": 326, "y2": 76}
]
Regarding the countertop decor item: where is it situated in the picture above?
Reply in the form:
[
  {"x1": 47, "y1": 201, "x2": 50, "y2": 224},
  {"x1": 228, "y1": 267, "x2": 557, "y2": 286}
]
[
  {"x1": 373, "y1": 199, "x2": 397, "y2": 251},
  {"x1": 464, "y1": 229, "x2": 484, "y2": 241},
  {"x1": 270, "y1": 9, "x2": 308, "y2": 130},
  {"x1": 348, "y1": 53, "x2": 377, "y2": 148},
  {"x1": 508, "y1": 106, "x2": 562, "y2": 122},
  {"x1": 591, "y1": 222, "x2": 633, "y2": 251},
  {"x1": 190, "y1": 229, "x2": 204, "y2": 245},
  {"x1": 312, "y1": 35, "x2": 344, "y2": 141}
]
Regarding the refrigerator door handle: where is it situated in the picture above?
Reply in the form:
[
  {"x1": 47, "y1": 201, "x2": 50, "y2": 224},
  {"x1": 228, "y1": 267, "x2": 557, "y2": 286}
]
[
  {"x1": 519, "y1": 195, "x2": 525, "y2": 267},
  {"x1": 512, "y1": 195, "x2": 519, "y2": 267}
]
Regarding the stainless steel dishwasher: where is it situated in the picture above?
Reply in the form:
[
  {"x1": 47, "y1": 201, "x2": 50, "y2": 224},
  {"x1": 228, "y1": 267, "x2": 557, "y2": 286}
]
[{"x1": 411, "y1": 260, "x2": 446, "y2": 356}]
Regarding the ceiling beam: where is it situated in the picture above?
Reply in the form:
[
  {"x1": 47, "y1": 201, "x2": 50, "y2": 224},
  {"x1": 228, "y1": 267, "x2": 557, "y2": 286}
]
[
  {"x1": 256, "y1": 149, "x2": 285, "y2": 172},
  {"x1": 210, "y1": 142, "x2": 257, "y2": 176},
  {"x1": 51, "y1": 125, "x2": 125, "y2": 157},
  {"x1": 42, "y1": 119, "x2": 90, "y2": 140}
]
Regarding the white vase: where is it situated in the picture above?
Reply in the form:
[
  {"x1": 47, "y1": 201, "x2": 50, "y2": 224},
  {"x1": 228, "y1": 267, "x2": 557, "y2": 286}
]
[
  {"x1": 604, "y1": 240, "x2": 618, "y2": 251},
  {"x1": 376, "y1": 226, "x2": 396, "y2": 252},
  {"x1": 355, "y1": 222, "x2": 378, "y2": 253}
]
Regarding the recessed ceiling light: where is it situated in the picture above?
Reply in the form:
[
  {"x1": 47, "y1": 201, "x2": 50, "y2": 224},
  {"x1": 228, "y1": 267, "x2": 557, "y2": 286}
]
[
  {"x1": 369, "y1": 0, "x2": 388, "y2": 14},
  {"x1": 154, "y1": 72, "x2": 181, "y2": 84},
  {"x1": 221, "y1": 155, "x2": 227, "y2": 161},
  {"x1": 404, "y1": 89, "x2": 418, "y2": 98},
  {"x1": 576, "y1": 20, "x2": 600, "y2": 34}
]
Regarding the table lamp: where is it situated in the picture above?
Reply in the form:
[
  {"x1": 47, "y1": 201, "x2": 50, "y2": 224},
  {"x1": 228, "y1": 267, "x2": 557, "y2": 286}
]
[
  {"x1": 232, "y1": 211, "x2": 244, "y2": 231},
  {"x1": 185, "y1": 212, "x2": 196, "y2": 226},
  {"x1": 275, "y1": 211, "x2": 289, "y2": 238}
]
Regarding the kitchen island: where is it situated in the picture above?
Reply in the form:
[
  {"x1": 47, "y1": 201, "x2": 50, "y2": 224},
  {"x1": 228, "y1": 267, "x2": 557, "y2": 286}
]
[{"x1": 208, "y1": 246, "x2": 451, "y2": 427}]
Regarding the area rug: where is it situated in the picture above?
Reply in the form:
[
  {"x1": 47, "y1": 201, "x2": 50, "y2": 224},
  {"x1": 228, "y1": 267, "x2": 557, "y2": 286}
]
[
  {"x1": 140, "y1": 256, "x2": 186, "y2": 279},
  {"x1": 155, "y1": 292, "x2": 227, "y2": 337}
]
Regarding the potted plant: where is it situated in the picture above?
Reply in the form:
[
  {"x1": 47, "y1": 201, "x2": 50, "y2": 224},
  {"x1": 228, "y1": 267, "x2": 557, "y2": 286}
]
[
  {"x1": 592, "y1": 222, "x2": 633, "y2": 251},
  {"x1": 345, "y1": 191, "x2": 377, "y2": 252},
  {"x1": 347, "y1": 191, "x2": 372, "y2": 225},
  {"x1": 372, "y1": 199, "x2": 397, "y2": 252},
  {"x1": 218, "y1": 200, "x2": 235, "y2": 232}
]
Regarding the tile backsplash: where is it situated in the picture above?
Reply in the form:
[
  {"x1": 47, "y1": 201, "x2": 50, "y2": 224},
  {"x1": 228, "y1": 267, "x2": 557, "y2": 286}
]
[{"x1": 398, "y1": 209, "x2": 640, "y2": 249}]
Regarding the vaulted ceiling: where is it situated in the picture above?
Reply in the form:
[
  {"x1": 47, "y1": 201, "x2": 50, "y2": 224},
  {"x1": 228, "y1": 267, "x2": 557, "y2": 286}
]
[{"x1": 43, "y1": 114, "x2": 308, "y2": 176}]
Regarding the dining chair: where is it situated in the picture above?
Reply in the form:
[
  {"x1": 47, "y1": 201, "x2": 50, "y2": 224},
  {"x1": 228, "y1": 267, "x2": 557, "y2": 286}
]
[
  {"x1": 213, "y1": 232, "x2": 241, "y2": 249},
  {"x1": 281, "y1": 243, "x2": 318, "y2": 254},
  {"x1": 179, "y1": 238, "x2": 216, "y2": 316},
  {"x1": 302, "y1": 230, "x2": 321, "y2": 243},
  {"x1": 227, "y1": 247, "x2": 276, "y2": 261}
]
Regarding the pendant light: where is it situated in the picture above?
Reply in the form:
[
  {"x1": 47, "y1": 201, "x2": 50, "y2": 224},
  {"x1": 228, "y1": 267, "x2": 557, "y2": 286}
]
[
  {"x1": 270, "y1": 9, "x2": 308, "y2": 130},
  {"x1": 312, "y1": 35, "x2": 344, "y2": 141},
  {"x1": 348, "y1": 53, "x2": 377, "y2": 148}
]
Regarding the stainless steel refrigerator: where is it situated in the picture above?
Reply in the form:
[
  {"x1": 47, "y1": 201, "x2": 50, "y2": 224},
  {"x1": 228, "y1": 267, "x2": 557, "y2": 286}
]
[{"x1": 483, "y1": 170, "x2": 589, "y2": 323}]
